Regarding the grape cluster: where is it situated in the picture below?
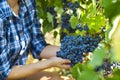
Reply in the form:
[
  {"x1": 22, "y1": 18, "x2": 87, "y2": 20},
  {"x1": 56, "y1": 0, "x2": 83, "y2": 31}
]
[
  {"x1": 61, "y1": 14, "x2": 75, "y2": 32},
  {"x1": 111, "y1": 62, "x2": 120, "y2": 70},
  {"x1": 94, "y1": 59, "x2": 112, "y2": 76},
  {"x1": 66, "y1": 2, "x2": 79, "y2": 16},
  {"x1": 95, "y1": 60, "x2": 120, "y2": 76},
  {"x1": 57, "y1": 29, "x2": 103, "y2": 66},
  {"x1": 60, "y1": 13, "x2": 76, "y2": 40},
  {"x1": 61, "y1": 1, "x2": 80, "y2": 30},
  {"x1": 62, "y1": 0, "x2": 80, "y2": 16},
  {"x1": 60, "y1": 1, "x2": 80, "y2": 39}
]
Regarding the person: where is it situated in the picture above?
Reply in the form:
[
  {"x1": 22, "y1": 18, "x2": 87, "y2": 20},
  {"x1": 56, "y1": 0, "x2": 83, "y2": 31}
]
[{"x1": 0, "y1": 0, "x2": 71, "y2": 80}]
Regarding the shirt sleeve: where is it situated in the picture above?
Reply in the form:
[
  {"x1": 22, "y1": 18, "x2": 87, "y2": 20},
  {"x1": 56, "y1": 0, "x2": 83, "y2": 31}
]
[
  {"x1": 0, "y1": 19, "x2": 12, "y2": 80},
  {"x1": 29, "y1": 1, "x2": 47, "y2": 59}
]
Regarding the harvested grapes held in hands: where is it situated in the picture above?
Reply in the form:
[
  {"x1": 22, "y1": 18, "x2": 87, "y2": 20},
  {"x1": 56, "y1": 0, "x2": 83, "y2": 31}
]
[{"x1": 57, "y1": 25, "x2": 105, "y2": 66}]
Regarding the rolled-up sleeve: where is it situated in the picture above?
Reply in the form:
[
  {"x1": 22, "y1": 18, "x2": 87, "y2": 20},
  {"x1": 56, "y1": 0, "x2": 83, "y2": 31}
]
[
  {"x1": 0, "y1": 19, "x2": 12, "y2": 80},
  {"x1": 30, "y1": 24, "x2": 47, "y2": 59},
  {"x1": 30, "y1": 2, "x2": 47, "y2": 59}
]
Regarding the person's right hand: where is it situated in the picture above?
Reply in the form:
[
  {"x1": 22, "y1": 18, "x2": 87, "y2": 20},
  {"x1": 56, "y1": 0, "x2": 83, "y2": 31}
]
[{"x1": 48, "y1": 57, "x2": 71, "y2": 69}]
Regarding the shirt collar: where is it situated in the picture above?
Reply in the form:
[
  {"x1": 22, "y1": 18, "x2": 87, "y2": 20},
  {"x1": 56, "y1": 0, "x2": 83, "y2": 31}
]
[
  {"x1": 0, "y1": 0, "x2": 27, "y2": 19},
  {"x1": 0, "y1": 0, "x2": 13, "y2": 19}
]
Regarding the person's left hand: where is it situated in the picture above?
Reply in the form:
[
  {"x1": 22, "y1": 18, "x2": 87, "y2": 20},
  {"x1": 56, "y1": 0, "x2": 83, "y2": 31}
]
[{"x1": 49, "y1": 57, "x2": 71, "y2": 69}]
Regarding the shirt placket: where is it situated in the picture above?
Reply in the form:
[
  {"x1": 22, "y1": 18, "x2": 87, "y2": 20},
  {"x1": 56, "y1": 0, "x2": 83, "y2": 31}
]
[
  {"x1": 18, "y1": 1, "x2": 27, "y2": 56},
  {"x1": 18, "y1": 19, "x2": 26, "y2": 56}
]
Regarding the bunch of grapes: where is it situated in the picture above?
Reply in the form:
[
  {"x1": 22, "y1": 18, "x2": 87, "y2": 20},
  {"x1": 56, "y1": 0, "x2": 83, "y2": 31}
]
[
  {"x1": 60, "y1": 13, "x2": 76, "y2": 40},
  {"x1": 57, "y1": 25, "x2": 104, "y2": 66},
  {"x1": 95, "y1": 59, "x2": 120, "y2": 76},
  {"x1": 60, "y1": 1, "x2": 80, "y2": 39},
  {"x1": 61, "y1": 14, "x2": 75, "y2": 32},
  {"x1": 94, "y1": 58, "x2": 113, "y2": 76},
  {"x1": 62, "y1": 0, "x2": 80, "y2": 16}
]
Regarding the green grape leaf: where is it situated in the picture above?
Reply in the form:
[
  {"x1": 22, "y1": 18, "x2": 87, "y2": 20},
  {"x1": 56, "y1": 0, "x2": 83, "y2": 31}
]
[
  {"x1": 75, "y1": 30, "x2": 86, "y2": 36},
  {"x1": 101, "y1": 0, "x2": 120, "y2": 22},
  {"x1": 81, "y1": 14, "x2": 106, "y2": 33},
  {"x1": 71, "y1": 64, "x2": 82, "y2": 79},
  {"x1": 47, "y1": 12, "x2": 53, "y2": 23},
  {"x1": 43, "y1": 20, "x2": 53, "y2": 34},
  {"x1": 53, "y1": 0, "x2": 62, "y2": 7},
  {"x1": 55, "y1": 7, "x2": 64, "y2": 15},
  {"x1": 90, "y1": 47, "x2": 106, "y2": 67},
  {"x1": 37, "y1": 8, "x2": 47, "y2": 19},
  {"x1": 72, "y1": 64, "x2": 99, "y2": 80},
  {"x1": 70, "y1": 16, "x2": 79, "y2": 29},
  {"x1": 78, "y1": 68, "x2": 99, "y2": 80}
]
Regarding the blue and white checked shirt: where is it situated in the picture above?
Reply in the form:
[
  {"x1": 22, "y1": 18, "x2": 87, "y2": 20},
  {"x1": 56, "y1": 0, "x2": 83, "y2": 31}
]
[{"x1": 0, "y1": 0, "x2": 47, "y2": 79}]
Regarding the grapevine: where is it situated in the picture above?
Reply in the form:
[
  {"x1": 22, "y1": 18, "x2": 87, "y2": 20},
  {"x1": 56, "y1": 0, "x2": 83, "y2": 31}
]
[{"x1": 36, "y1": 0, "x2": 120, "y2": 79}]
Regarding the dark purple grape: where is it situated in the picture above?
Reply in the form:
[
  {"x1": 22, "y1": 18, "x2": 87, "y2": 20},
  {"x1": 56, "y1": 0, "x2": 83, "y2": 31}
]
[{"x1": 57, "y1": 32, "x2": 103, "y2": 66}]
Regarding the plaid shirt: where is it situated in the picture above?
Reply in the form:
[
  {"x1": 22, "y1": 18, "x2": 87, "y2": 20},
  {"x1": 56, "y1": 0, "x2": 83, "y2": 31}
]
[{"x1": 0, "y1": 0, "x2": 47, "y2": 79}]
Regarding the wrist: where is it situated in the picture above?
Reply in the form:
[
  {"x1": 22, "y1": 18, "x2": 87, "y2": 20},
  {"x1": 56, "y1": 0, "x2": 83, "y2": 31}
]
[{"x1": 36, "y1": 60, "x2": 52, "y2": 71}]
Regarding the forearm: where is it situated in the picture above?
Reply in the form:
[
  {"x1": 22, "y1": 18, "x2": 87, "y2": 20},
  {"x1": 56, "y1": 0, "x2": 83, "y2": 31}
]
[
  {"x1": 7, "y1": 60, "x2": 51, "y2": 80},
  {"x1": 40, "y1": 45, "x2": 60, "y2": 59}
]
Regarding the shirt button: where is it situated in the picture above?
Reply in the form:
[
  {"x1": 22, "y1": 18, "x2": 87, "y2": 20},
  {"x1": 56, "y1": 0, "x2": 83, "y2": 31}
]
[{"x1": 21, "y1": 41, "x2": 25, "y2": 47}]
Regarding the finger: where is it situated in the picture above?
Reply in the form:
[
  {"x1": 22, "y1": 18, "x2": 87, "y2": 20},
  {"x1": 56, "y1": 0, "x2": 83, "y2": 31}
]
[
  {"x1": 61, "y1": 59, "x2": 71, "y2": 64},
  {"x1": 60, "y1": 64, "x2": 71, "y2": 69}
]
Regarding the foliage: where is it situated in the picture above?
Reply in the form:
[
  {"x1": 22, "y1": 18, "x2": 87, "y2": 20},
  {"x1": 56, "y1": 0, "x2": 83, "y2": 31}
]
[
  {"x1": 36, "y1": 0, "x2": 120, "y2": 80},
  {"x1": 101, "y1": 0, "x2": 120, "y2": 22}
]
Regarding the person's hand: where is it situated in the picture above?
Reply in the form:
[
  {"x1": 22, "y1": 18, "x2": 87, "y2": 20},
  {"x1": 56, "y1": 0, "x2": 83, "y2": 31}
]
[{"x1": 49, "y1": 57, "x2": 71, "y2": 69}]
